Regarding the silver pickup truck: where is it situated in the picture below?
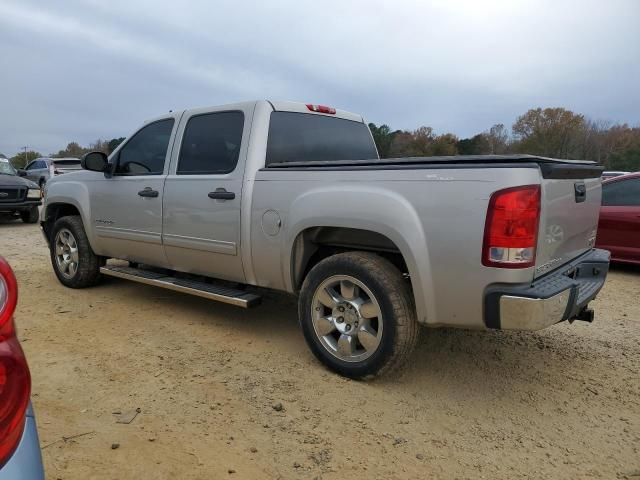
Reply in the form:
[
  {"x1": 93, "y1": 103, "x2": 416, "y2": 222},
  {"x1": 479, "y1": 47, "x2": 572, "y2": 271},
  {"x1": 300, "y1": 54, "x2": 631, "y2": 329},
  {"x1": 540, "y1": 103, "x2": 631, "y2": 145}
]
[{"x1": 40, "y1": 100, "x2": 610, "y2": 378}]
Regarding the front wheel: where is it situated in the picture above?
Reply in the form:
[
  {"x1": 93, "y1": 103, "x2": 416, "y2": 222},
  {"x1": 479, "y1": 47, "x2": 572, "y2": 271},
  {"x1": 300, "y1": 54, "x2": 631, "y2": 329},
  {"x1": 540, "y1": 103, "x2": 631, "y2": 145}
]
[
  {"x1": 20, "y1": 206, "x2": 39, "y2": 224},
  {"x1": 298, "y1": 251, "x2": 419, "y2": 379},
  {"x1": 50, "y1": 215, "x2": 102, "y2": 288}
]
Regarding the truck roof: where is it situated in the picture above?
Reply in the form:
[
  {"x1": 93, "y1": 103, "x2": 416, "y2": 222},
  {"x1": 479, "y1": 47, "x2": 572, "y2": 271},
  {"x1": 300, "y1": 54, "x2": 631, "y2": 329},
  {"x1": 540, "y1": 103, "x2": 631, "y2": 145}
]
[{"x1": 144, "y1": 100, "x2": 365, "y2": 126}]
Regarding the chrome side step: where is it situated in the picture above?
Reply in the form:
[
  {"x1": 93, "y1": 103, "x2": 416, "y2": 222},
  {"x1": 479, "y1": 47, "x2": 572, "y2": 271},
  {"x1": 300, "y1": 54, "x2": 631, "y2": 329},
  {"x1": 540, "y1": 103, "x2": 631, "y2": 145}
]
[{"x1": 100, "y1": 265, "x2": 261, "y2": 308}]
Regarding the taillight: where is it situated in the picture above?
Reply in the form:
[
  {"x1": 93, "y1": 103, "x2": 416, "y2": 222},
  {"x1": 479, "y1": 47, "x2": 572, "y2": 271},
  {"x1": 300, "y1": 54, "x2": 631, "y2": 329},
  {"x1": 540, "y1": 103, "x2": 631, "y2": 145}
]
[
  {"x1": 306, "y1": 104, "x2": 336, "y2": 114},
  {"x1": 0, "y1": 257, "x2": 30, "y2": 468},
  {"x1": 0, "y1": 259, "x2": 17, "y2": 338},
  {"x1": 482, "y1": 185, "x2": 541, "y2": 268}
]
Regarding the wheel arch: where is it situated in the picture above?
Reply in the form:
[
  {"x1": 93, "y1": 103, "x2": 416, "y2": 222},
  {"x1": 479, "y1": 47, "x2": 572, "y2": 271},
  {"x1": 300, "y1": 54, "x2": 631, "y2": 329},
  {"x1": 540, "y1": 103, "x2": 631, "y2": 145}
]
[
  {"x1": 41, "y1": 202, "x2": 82, "y2": 241},
  {"x1": 283, "y1": 188, "x2": 434, "y2": 324}
]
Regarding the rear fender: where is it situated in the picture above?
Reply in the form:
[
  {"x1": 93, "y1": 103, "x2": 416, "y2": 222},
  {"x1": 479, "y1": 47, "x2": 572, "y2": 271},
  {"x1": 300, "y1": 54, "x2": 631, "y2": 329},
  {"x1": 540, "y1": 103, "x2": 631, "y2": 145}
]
[{"x1": 284, "y1": 185, "x2": 434, "y2": 324}]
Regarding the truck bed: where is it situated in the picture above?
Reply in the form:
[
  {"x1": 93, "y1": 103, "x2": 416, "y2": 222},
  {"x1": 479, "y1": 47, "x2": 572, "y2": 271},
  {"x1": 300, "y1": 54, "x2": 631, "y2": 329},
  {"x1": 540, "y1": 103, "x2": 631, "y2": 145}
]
[{"x1": 265, "y1": 154, "x2": 603, "y2": 179}]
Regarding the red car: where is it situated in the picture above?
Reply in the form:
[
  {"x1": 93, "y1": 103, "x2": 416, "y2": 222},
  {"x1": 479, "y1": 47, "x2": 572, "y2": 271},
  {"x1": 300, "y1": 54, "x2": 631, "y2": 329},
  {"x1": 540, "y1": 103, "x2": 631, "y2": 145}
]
[{"x1": 596, "y1": 172, "x2": 640, "y2": 265}]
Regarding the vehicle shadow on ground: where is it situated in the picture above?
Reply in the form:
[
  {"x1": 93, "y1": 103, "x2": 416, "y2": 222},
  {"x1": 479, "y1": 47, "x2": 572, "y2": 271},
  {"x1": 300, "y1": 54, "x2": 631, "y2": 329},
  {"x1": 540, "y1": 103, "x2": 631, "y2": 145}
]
[
  {"x1": 0, "y1": 217, "x2": 31, "y2": 227},
  {"x1": 609, "y1": 262, "x2": 640, "y2": 275},
  {"x1": 98, "y1": 275, "x2": 608, "y2": 401}
]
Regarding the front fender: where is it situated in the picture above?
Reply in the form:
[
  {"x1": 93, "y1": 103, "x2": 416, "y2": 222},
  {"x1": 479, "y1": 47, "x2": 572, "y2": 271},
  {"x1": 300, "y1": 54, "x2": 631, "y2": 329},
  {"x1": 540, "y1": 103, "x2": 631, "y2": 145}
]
[
  {"x1": 283, "y1": 185, "x2": 434, "y2": 324},
  {"x1": 42, "y1": 179, "x2": 99, "y2": 252}
]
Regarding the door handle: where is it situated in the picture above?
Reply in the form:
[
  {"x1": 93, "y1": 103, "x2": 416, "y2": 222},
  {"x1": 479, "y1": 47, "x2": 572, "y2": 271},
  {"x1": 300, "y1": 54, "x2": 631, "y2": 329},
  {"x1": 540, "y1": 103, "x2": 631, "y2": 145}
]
[
  {"x1": 138, "y1": 187, "x2": 159, "y2": 198},
  {"x1": 208, "y1": 189, "x2": 236, "y2": 200}
]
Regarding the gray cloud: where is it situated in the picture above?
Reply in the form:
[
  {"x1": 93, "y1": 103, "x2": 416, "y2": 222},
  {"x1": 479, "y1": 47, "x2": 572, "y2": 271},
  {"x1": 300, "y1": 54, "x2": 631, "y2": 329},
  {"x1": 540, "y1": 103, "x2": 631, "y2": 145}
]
[{"x1": 0, "y1": 0, "x2": 638, "y2": 156}]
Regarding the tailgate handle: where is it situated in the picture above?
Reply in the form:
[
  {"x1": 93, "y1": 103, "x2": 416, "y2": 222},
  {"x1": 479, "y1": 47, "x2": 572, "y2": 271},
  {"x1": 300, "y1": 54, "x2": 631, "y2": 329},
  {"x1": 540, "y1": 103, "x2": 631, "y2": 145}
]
[{"x1": 574, "y1": 182, "x2": 586, "y2": 203}]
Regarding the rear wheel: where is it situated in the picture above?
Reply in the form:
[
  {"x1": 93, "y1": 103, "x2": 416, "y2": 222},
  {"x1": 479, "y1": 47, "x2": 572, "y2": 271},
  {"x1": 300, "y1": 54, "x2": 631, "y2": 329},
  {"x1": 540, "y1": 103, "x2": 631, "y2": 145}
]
[
  {"x1": 50, "y1": 216, "x2": 102, "y2": 288},
  {"x1": 299, "y1": 251, "x2": 418, "y2": 379},
  {"x1": 20, "y1": 206, "x2": 39, "y2": 224}
]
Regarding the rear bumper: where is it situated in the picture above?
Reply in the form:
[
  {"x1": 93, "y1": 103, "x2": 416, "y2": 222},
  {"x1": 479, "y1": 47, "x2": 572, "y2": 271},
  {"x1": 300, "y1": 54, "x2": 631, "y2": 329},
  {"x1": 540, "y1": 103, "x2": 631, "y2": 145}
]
[{"x1": 484, "y1": 248, "x2": 610, "y2": 330}]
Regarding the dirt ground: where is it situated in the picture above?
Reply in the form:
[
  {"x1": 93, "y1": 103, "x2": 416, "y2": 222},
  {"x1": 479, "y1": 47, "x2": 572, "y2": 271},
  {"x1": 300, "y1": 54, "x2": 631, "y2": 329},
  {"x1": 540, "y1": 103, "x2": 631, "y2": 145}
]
[{"x1": 1, "y1": 219, "x2": 638, "y2": 480}]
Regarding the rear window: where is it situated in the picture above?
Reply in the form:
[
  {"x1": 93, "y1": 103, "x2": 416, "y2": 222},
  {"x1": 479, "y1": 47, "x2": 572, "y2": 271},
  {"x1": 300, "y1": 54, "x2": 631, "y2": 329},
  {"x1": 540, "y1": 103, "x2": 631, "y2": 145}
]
[
  {"x1": 266, "y1": 112, "x2": 378, "y2": 165},
  {"x1": 602, "y1": 178, "x2": 640, "y2": 206},
  {"x1": 53, "y1": 159, "x2": 81, "y2": 166}
]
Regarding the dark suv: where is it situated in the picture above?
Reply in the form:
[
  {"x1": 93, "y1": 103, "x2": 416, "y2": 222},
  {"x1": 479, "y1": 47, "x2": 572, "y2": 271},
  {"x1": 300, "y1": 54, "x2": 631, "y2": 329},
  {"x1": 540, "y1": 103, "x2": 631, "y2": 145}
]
[{"x1": 0, "y1": 159, "x2": 42, "y2": 223}]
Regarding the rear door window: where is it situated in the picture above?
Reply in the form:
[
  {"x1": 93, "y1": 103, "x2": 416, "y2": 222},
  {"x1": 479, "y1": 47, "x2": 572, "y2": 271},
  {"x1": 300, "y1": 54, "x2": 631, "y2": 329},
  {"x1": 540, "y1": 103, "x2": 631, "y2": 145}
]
[
  {"x1": 602, "y1": 178, "x2": 640, "y2": 206},
  {"x1": 266, "y1": 112, "x2": 378, "y2": 165},
  {"x1": 115, "y1": 119, "x2": 174, "y2": 175},
  {"x1": 177, "y1": 111, "x2": 244, "y2": 175}
]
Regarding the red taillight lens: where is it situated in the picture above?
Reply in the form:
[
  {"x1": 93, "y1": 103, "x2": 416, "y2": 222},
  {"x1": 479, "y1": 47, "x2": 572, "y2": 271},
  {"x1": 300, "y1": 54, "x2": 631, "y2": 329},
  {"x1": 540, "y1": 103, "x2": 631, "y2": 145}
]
[
  {"x1": 306, "y1": 104, "x2": 336, "y2": 114},
  {"x1": 0, "y1": 338, "x2": 30, "y2": 467},
  {"x1": 0, "y1": 257, "x2": 30, "y2": 468},
  {"x1": 482, "y1": 185, "x2": 541, "y2": 268},
  {"x1": 0, "y1": 259, "x2": 18, "y2": 339}
]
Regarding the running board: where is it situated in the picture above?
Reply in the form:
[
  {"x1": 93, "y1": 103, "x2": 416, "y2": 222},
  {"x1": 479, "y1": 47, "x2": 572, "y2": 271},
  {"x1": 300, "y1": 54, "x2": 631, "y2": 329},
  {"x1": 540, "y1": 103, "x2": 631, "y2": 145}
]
[{"x1": 100, "y1": 266, "x2": 261, "y2": 308}]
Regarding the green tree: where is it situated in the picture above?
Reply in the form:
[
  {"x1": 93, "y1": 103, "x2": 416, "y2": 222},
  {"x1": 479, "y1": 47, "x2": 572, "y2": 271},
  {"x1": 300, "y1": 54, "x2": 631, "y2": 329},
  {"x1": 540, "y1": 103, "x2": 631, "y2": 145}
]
[
  {"x1": 431, "y1": 133, "x2": 459, "y2": 156},
  {"x1": 10, "y1": 151, "x2": 42, "y2": 168},
  {"x1": 457, "y1": 134, "x2": 491, "y2": 155},
  {"x1": 53, "y1": 142, "x2": 86, "y2": 158},
  {"x1": 608, "y1": 147, "x2": 640, "y2": 171},
  {"x1": 485, "y1": 124, "x2": 510, "y2": 154},
  {"x1": 512, "y1": 107, "x2": 586, "y2": 158},
  {"x1": 108, "y1": 137, "x2": 126, "y2": 154}
]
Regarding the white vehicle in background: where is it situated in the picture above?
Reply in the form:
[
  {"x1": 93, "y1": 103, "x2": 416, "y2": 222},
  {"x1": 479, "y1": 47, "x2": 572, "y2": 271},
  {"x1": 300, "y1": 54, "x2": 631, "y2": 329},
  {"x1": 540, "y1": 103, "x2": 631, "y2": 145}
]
[{"x1": 18, "y1": 157, "x2": 82, "y2": 188}]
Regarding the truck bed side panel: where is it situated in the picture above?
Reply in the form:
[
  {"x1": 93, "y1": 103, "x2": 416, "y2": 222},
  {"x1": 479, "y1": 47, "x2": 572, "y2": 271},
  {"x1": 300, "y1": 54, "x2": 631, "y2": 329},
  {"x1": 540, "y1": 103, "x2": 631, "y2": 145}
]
[{"x1": 251, "y1": 166, "x2": 543, "y2": 328}]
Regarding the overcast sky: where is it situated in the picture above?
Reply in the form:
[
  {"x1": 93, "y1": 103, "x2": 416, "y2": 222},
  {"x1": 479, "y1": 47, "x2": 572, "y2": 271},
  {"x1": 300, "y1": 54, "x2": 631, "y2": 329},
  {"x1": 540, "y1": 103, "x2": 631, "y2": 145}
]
[{"x1": 0, "y1": 0, "x2": 638, "y2": 157}]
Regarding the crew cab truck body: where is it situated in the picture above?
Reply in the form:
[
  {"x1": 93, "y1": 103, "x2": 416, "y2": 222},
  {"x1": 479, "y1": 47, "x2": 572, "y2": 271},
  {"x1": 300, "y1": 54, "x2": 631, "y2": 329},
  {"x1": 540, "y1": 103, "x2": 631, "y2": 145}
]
[{"x1": 40, "y1": 100, "x2": 610, "y2": 378}]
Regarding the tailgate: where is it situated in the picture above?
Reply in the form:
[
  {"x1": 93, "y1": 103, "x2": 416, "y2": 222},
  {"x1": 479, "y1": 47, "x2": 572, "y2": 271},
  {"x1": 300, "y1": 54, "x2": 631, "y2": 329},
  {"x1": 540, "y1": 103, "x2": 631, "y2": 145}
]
[{"x1": 535, "y1": 163, "x2": 603, "y2": 278}]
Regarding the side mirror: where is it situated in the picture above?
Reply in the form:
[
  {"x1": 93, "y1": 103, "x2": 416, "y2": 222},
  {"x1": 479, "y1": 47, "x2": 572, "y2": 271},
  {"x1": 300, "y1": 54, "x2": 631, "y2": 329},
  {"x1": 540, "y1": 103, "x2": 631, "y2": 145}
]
[
  {"x1": 81, "y1": 151, "x2": 109, "y2": 173},
  {"x1": 17, "y1": 169, "x2": 27, "y2": 177}
]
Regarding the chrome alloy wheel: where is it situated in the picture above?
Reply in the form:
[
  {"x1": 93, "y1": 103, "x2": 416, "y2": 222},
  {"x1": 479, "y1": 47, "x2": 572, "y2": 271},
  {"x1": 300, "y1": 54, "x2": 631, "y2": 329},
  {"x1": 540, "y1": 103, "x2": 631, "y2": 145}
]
[
  {"x1": 54, "y1": 228, "x2": 79, "y2": 279},
  {"x1": 311, "y1": 275, "x2": 383, "y2": 362}
]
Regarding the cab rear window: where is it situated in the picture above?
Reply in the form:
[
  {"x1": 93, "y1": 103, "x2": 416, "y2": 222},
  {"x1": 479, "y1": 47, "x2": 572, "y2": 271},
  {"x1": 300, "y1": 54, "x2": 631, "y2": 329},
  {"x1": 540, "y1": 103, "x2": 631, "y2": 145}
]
[{"x1": 266, "y1": 112, "x2": 378, "y2": 165}]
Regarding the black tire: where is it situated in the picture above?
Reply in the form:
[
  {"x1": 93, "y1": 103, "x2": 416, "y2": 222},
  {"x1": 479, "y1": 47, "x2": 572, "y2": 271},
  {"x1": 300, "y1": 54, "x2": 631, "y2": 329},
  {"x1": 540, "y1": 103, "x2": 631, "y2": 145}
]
[
  {"x1": 50, "y1": 215, "x2": 102, "y2": 288},
  {"x1": 298, "y1": 251, "x2": 419, "y2": 379},
  {"x1": 20, "y1": 206, "x2": 39, "y2": 224}
]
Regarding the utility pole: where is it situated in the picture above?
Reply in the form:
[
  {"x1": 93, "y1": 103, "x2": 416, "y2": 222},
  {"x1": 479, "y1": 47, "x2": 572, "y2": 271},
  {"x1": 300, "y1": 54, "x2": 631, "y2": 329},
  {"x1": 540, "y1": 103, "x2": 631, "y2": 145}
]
[{"x1": 21, "y1": 146, "x2": 29, "y2": 166}]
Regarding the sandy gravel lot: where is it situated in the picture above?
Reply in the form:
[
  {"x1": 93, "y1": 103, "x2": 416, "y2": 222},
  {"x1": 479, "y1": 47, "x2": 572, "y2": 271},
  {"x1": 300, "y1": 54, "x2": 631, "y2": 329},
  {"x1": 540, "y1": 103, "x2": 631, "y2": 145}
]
[{"x1": 1, "y1": 219, "x2": 639, "y2": 479}]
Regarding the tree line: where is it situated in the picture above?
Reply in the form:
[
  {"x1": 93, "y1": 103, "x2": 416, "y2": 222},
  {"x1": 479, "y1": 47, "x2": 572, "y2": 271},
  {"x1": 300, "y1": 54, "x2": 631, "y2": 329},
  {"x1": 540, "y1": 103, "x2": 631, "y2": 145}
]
[
  {"x1": 369, "y1": 107, "x2": 640, "y2": 171},
  {"x1": 3, "y1": 107, "x2": 639, "y2": 171}
]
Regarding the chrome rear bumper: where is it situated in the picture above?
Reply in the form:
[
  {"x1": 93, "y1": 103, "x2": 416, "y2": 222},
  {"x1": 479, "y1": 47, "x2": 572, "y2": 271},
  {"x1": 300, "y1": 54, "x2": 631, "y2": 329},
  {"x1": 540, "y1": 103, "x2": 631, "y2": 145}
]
[{"x1": 484, "y1": 249, "x2": 610, "y2": 331}]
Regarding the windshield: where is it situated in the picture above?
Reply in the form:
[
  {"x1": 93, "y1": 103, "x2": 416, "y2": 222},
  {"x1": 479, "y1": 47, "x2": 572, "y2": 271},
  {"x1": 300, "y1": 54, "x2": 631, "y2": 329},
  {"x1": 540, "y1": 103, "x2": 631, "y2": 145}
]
[{"x1": 0, "y1": 159, "x2": 17, "y2": 175}]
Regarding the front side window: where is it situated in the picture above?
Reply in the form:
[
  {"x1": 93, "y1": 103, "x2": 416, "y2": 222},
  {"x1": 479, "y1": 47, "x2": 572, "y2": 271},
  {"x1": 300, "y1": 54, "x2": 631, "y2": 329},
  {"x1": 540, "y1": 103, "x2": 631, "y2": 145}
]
[
  {"x1": 602, "y1": 178, "x2": 640, "y2": 206},
  {"x1": 177, "y1": 111, "x2": 244, "y2": 175},
  {"x1": 266, "y1": 112, "x2": 378, "y2": 165},
  {"x1": 115, "y1": 119, "x2": 174, "y2": 175}
]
